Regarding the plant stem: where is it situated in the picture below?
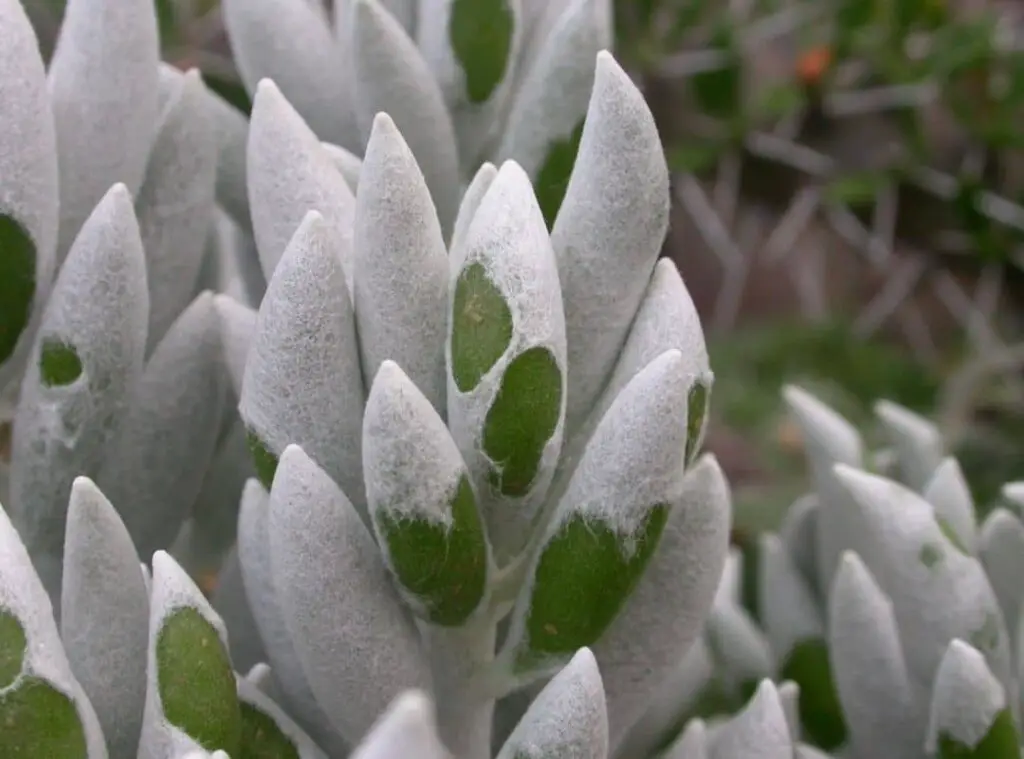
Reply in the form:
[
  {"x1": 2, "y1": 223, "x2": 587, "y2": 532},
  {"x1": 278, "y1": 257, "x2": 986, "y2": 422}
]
[{"x1": 425, "y1": 617, "x2": 499, "y2": 759}]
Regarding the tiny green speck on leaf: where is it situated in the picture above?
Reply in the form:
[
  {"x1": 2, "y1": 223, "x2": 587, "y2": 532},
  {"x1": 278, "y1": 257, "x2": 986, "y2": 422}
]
[
  {"x1": 0, "y1": 610, "x2": 26, "y2": 689},
  {"x1": 156, "y1": 607, "x2": 241, "y2": 756},
  {"x1": 39, "y1": 338, "x2": 82, "y2": 387},
  {"x1": 449, "y1": 0, "x2": 514, "y2": 104},
  {"x1": 519, "y1": 505, "x2": 669, "y2": 667},
  {"x1": 239, "y1": 702, "x2": 300, "y2": 759},
  {"x1": 450, "y1": 263, "x2": 513, "y2": 392},
  {"x1": 534, "y1": 120, "x2": 585, "y2": 230},
  {"x1": 0, "y1": 214, "x2": 36, "y2": 367},
  {"x1": 939, "y1": 708, "x2": 1019, "y2": 758},
  {"x1": 247, "y1": 430, "x2": 280, "y2": 490},
  {"x1": 0, "y1": 677, "x2": 88, "y2": 758},
  {"x1": 377, "y1": 475, "x2": 488, "y2": 626},
  {"x1": 483, "y1": 346, "x2": 562, "y2": 497},
  {"x1": 780, "y1": 638, "x2": 847, "y2": 750}
]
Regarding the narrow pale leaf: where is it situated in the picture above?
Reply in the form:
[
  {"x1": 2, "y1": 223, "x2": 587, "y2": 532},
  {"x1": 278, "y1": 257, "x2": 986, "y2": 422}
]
[
  {"x1": 979, "y1": 509, "x2": 1024, "y2": 647},
  {"x1": 827, "y1": 551, "x2": 920, "y2": 759},
  {"x1": 708, "y1": 680, "x2": 792, "y2": 759},
  {"x1": 321, "y1": 142, "x2": 363, "y2": 193},
  {"x1": 496, "y1": 648, "x2": 608, "y2": 759},
  {"x1": 874, "y1": 400, "x2": 945, "y2": 491},
  {"x1": 550, "y1": 51, "x2": 670, "y2": 439},
  {"x1": 96, "y1": 292, "x2": 227, "y2": 560},
  {"x1": 204, "y1": 85, "x2": 251, "y2": 231},
  {"x1": 222, "y1": 0, "x2": 360, "y2": 151},
  {"x1": 268, "y1": 445, "x2": 432, "y2": 744},
  {"x1": 496, "y1": 0, "x2": 611, "y2": 227},
  {"x1": 10, "y1": 184, "x2": 149, "y2": 600},
  {"x1": 348, "y1": 691, "x2": 450, "y2": 759},
  {"x1": 351, "y1": 0, "x2": 461, "y2": 238},
  {"x1": 450, "y1": 162, "x2": 498, "y2": 269},
  {"x1": 61, "y1": 477, "x2": 149, "y2": 759},
  {"x1": 239, "y1": 210, "x2": 365, "y2": 511},
  {"x1": 235, "y1": 479, "x2": 351, "y2": 757},
  {"x1": 926, "y1": 639, "x2": 1018, "y2": 758},
  {"x1": 354, "y1": 115, "x2": 449, "y2": 412},
  {"x1": 47, "y1": 0, "x2": 160, "y2": 261},
  {"x1": 138, "y1": 68, "x2": 219, "y2": 351},
  {"x1": 665, "y1": 719, "x2": 708, "y2": 759},
  {"x1": 923, "y1": 457, "x2": 977, "y2": 554},
  {"x1": 246, "y1": 80, "x2": 357, "y2": 292},
  {"x1": 209, "y1": 547, "x2": 266, "y2": 674},
  {"x1": 213, "y1": 293, "x2": 256, "y2": 400}
]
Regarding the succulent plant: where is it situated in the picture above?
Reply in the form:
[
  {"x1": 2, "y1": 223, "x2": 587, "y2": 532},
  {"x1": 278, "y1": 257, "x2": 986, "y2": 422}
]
[
  {"x1": 634, "y1": 387, "x2": 1024, "y2": 759},
  {"x1": 0, "y1": 0, "x2": 739, "y2": 756}
]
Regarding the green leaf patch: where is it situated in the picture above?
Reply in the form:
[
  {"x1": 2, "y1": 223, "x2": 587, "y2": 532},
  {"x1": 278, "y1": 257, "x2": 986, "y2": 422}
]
[
  {"x1": 0, "y1": 609, "x2": 26, "y2": 689},
  {"x1": 0, "y1": 677, "x2": 88, "y2": 759},
  {"x1": 377, "y1": 475, "x2": 488, "y2": 626},
  {"x1": 239, "y1": 702, "x2": 300, "y2": 759},
  {"x1": 450, "y1": 263, "x2": 513, "y2": 393},
  {"x1": 156, "y1": 607, "x2": 241, "y2": 755},
  {"x1": 449, "y1": 0, "x2": 514, "y2": 104}
]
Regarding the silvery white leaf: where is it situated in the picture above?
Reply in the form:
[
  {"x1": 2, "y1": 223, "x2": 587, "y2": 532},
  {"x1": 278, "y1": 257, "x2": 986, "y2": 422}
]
[
  {"x1": 47, "y1": 0, "x2": 160, "y2": 261},
  {"x1": 447, "y1": 160, "x2": 567, "y2": 561},
  {"x1": 715, "y1": 548, "x2": 744, "y2": 608},
  {"x1": 268, "y1": 445, "x2": 432, "y2": 744},
  {"x1": 201, "y1": 211, "x2": 265, "y2": 308},
  {"x1": 1001, "y1": 482, "x2": 1024, "y2": 519},
  {"x1": 235, "y1": 478, "x2": 351, "y2": 757},
  {"x1": 924, "y1": 639, "x2": 1015, "y2": 755},
  {"x1": 979, "y1": 509, "x2": 1024, "y2": 649},
  {"x1": 209, "y1": 546, "x2": 266, "y2": 674},
  {"x1": 757, "y1": 534, "x2": 824, "y2": 663},
  {"x1": 246, "y1": 80, "x2": 357, "y2": 292},
  {"x1": 614, "y1": 638, "x2": 714, "y2": 759},
  {"x1": 496, "y1": 648, "x2": 608, "y2": 759},
  {"x1": 705, "y1": 599, "x2": 775, "y2": 698},
  {"x1": 777, "y1": 681, "x2": 801, "y2": 743},
  {"x1": 450, "y1": 162, "x2": 498, "y2": 270},
  {"x1": 138, "y1": 551, "x2": 237, "y2": 759},
  {"x1": 827, "y1": 551, "x2": 919, "y2": 759},
  {"x1": 708, "y1": 680, "x2": 792, "y2": 759},
  {"x1": 778, "y1": 494, "x2": 820, "y2": 598},
  {"x1": 795, "y1": 745, "x2": 833, "y2": 759},
  {"x1": 551, "y1": 52, "x2": 670, "y2": 440},
  {"x1": 874, "y1": 400, "x2": 944, "y2": 492},
  {"x1": 321, "y1": 141, "x2": 363, "y2": 193},
  {"x1": 922, "y1": 457, "x2": 977, "y2": 554},
  {"x1": 96, "y1": 292, "x2": 226, "y2": 560},
  {"x1": 782, "y1": 386, "x2": 865, "y2": 593},
  {"x1": 664, "y1": 719, "x2": 708, "y2": 759},
  {"x1": 222, "y1": 0, "x2": 360, "y2": 152},
  {"x1": 61, "y1": 477, "x2": 149, "y2": 759},
  {"x1": 10, "y1": 184, "x2": 149, "y2": 601},
  {"x1": 205, "y1": 86, "x2": 251, "y2": 231},
  {"x1": 348, "y1": 690, "x2": 451, "y2": 759},
  {"x1": 351, "y1": 0, "x2": 461, "y2": 238},
  {"x1": 137, "y1": 68, "x2": 219, "y2": 352},
  {"x1": 496, "y1": 0, "x2": 611, "y2": 184},
  {"x1": 515, "y1": 0, "x2": 578, "y2": 83},
  {"x1": 213, "y1": 293, "x2": 256, "y2": 401},
  {"x1": 0, "y1": 500, "x2": 108, "y2": 757},
  {"x1": 832, "y1": 465, "x2": 1014, "y2": 700},
  {"x1": 239, "y1": 209, "x2": 364, "y2": 512},
  {"x1": 354, "y1": 115, "x2": 449, "y2": 413},
  {"x1": 594, "y1": 454, "x2": 731, "y2": 751},
  {"x1": 236, "y1": 674, "x2": 330, "y2": 758},
  {"x1": 0, "y1": 0, "x2": 59, "y2": 390},
  {"x1": 415, "y1": 0, "x2": 524, "y2": 167}
]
